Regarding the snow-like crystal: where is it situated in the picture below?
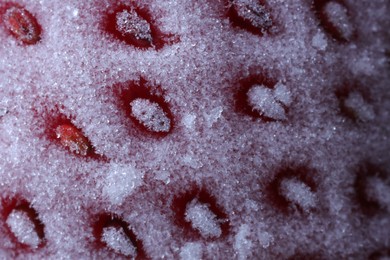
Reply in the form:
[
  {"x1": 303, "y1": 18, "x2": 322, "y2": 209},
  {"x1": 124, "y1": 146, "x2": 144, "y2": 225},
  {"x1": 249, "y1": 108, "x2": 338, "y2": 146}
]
[
  {"x1": 185, "y1": 199, "x2": 222, "y2": 238},
  {"x1": 116, "y1": 9, "x2": 152, "y2": 42},
  {"x1": 179, "y1": 242, "x2": 203, "y2": 260},
  {"x1": 344, "y1": 91, "x2": 375, "y2": 122},
  {"x1": 247, "y1": 84, "x2": 289, "y2": 120},
  {"x1": 6, "y1": 210, "x2": 41, "y2": 248},
  {"x1": 273, "y1": 82, "x2": 292, "y2": 106},
  {"x1": 279, "y1": 178, "x2": 317, "y2": 210},
  {"x1": 101, "y1": 163, "x2": 144, "y2": 205},
  {"x1": 101, "y1": 226, "x2": 136, "y2": 257},
  {"x1": 323, "y1": 1, "x2": 354, "y2": 41},
  {"x1": 130, "y1": 98, "x2": 171, "y2": 132},
  {"x1": 234, "y1": 224, "x2": 253, "y2": 260},
  {"x1": 181, "y1": 113, "x2": 197, "y2": 130},
  {"x1": 312, "y1": 31, "x2": 328, "y2": 51},
  {"x1": 203, "y1": 106, "x2": 223, "y2": 128}
]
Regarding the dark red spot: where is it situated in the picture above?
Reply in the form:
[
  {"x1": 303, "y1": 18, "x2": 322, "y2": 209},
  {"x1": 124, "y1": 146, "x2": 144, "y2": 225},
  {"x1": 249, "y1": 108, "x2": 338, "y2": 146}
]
[
  {"x1": 353, "y1": 162, "x2": 388, "y2": 216},
  {"x1": 266, "y1": 166, "x2": 318, "y2": 213},
  {"x1": 288, "y1": 253, "x2": 326, "y2": 260},
  {"x1": 1, "y1": 196, "x2": 45, "y2": 250},
  {"x1": 312, "y1": 0, "x2": 356, "y2": 42},
  {"x1": 227, "y1": 0, "x2": 275, "y2": 36},
  {"x1": 171, "y1": 185, "x2": 229, "y2": 239},
  {"x1": 103, "y1": 4, "x2": 178, "y2": 49},
  {"x1": 369, "y1": 248, "x2": 390, "y2": 260},
  {"x1": 235, "y1": 74, "x2": 288, "y2": 121},
  {"x1": 93, "y1": 213, "x2": 146, "y2": 259},
  {"x1": 114, "y1": 78, "x2": 174, "y2": 137},
  {"x1": 43, "y1": 112, "x2": 103, "y2": 160},
  {"x1": 1, "y1": 3, "x2": 41, "y2": 44}
]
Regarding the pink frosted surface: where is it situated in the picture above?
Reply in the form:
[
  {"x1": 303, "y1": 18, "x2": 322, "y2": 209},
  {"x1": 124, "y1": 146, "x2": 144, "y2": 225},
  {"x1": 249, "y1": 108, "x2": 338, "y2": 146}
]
[{"x1": 0, "y1": 0, "x2": 389, "y2": 259}]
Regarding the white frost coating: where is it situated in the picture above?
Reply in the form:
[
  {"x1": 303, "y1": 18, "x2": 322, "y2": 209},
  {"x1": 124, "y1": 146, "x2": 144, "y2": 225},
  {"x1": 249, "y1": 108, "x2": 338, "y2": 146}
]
[
  {"x1": 130, "y1": 98, "x2": 171, "y2": 132},
  {"x1": 185, "y1": 199, "x2": 222, "y2": 238},
  {"x1": 6, "y1": 210, "x2": 41, "y2": 248},
  {"x1": 279, "y1": 178, "x2": 317, "y2": 210},
  {"x1": 312, "y1": 31, "x2": 328, "y2": 51},
  {"x1": 247, "y1": 83, "x2": 291, "y2": 120},
  {"x1": 179, "y1": 242, "x2": 203, "y2": 260},
  {"x1": 102, "y1": 163, "x2": 144, "y2": 205},
  {"x1": 116, "y1": 9, "x2": 152, "y2": 42},
  {"x1": 234, "y1": 224, "x2": 253, "y2": 260},
  {"x1": 366, "y1": 177, "x2": 390, "y2": 212},
  {"x1": 232, "y1": 0, "x2": 273, "y2": 32},
  {"x1": 323, "y1": 1, "x2": 354, "y2": 40},
  {"x1": 344, "y1": 91, "x2": 375, "y2": 122},
  {"x1": 102, "y1": 226, "x2": 136, "y2": 257}
]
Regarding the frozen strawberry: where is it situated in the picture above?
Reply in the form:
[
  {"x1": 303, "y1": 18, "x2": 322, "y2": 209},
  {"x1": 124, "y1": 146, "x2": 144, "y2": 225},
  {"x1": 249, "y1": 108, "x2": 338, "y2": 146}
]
[
  {"x1": 55, "y1": 124, "x2": 92, "y2": 156},
  {"x1": 0, "y1": 0, "x2": 388, "y2": 258},
  {"x1": 227, "y1": 0, "x2": 275, "y2": 36},
  {"x1": 1, "y1": 4, "x2": 41, "y2": 44}
]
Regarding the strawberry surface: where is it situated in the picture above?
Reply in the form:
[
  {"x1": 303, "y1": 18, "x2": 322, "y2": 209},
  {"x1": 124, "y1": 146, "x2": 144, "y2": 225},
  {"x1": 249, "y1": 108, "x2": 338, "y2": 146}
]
[{"x1": 0, "y1": 0, "x2": 389, "y2": 259}]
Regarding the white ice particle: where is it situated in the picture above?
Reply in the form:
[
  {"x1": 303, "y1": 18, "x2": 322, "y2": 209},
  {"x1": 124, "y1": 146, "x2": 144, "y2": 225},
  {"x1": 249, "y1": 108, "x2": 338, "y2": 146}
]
[
  {"x1": 102, "y1": 226, "x2": 136, "y2": 257},
  {"x1": 116, "y1": 9, "x2": 152, "y2": 42},
  {"x1": 247, "y1": 83, "x2": 291, "y2": 120},
  {"x1": 102, "y1": 163, "x2": 144, "y2": 205},
  {"x1": 179, "y1": 242, "x2": 203, "y2": 260},
  {"x1": 185, "y1": 199, "x2": 222, "y2": 238},
  {"x1": 6, "y1": 210, "x2": 41, "y2": 248},
  {"x1": 130, "y1": 98, "x2": 171, "y2": 133},
  {"x1": 312, "y1": 31, "x2": 328, "y2": 51},
  {"x1": 323, "y1": 1, "x2": 354, "y2": 41},
  {"x1": 344, "y1": 91, "x2": 375, "y2": 122},
  {"x1": 182, "y1": 113, "x2": 197, "y2": 130},
  {"x1": 0, "y1": 107, "x2": 7, "y2": 117},
  {"x1": 232, "y1": 0, "x2": 273, "y2": 33},
  {"x1": 204, "y1": 106, "x2": 223, "y2": 128},
  {"x1": 279, "y1": 178, "x2": 317, "y2": 210},
  {"x1": 234, "y1": 224, "x2": 253, "y2": 260},
  {"x1": 366, "y1": 177, "x2": 390, "y2": 212}
]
